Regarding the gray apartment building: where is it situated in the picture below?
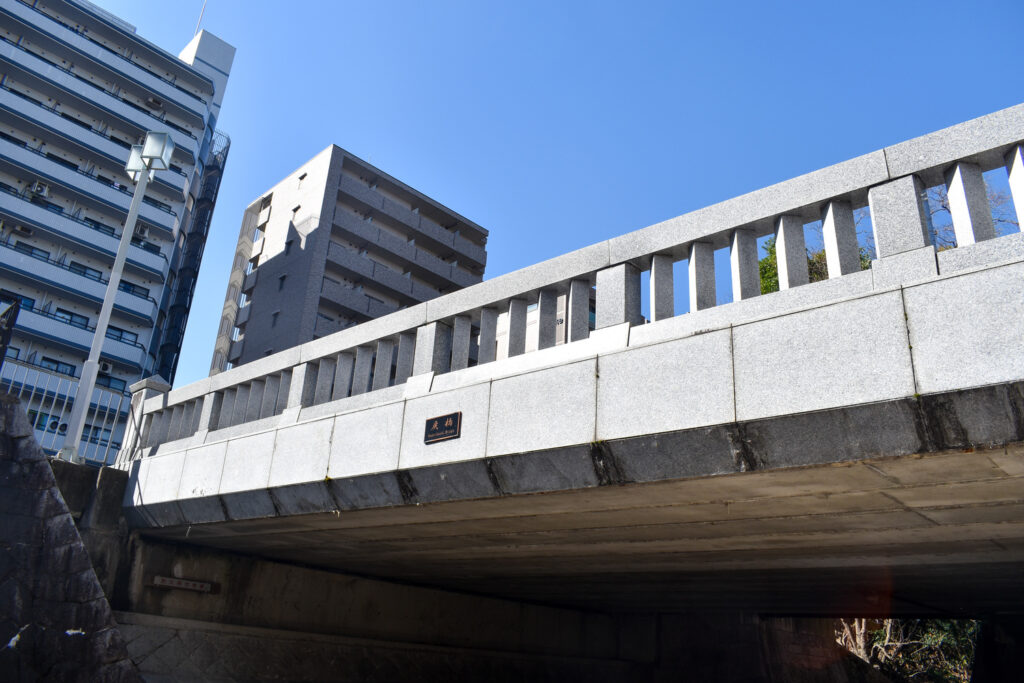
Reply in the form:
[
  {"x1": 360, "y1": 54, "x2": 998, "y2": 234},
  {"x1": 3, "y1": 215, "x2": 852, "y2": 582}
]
[
  {"x1": 211, "y1": 145, "x2": 488, "y2": 372},
  {"x1": 0, "y1": 0, "x2": 234, "y2": 462}
]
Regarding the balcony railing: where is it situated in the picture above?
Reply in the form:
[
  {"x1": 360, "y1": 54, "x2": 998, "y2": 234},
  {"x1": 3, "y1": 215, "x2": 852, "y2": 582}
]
[{"x1": 117, "y1": 102, "x2": 1024, "y2": 464}]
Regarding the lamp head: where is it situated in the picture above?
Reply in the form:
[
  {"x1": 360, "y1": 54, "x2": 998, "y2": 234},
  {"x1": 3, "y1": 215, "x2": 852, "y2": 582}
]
[{"x1": 141, "y1": 132, "x2": 174, "y2": 171}]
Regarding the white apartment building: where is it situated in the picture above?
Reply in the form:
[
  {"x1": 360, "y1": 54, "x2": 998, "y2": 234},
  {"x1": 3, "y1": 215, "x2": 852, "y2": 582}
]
[{"x1": 0, "y1": 0, "x2": 234, "y2": 462}]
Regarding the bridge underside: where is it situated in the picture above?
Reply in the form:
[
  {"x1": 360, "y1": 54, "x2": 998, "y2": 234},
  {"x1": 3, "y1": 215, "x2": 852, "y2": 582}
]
[{"x1": 136, "y1": 381, "x2": 1024, "y2": 618}]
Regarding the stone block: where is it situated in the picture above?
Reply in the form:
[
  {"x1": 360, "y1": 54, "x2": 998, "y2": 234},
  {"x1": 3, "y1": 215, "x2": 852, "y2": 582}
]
[
  {"x1": 650, "y1": 254, "x2": 675, "y2": 322},
  {"x1": 327, "y1": 402, "x2": 404, "y2": 478},
  {"x1": 177, "y1": 442, "x2": 227, "y2": 500},
  {"x1": 937, "y1": 232, "x2": 1024, "y2": 274},
  {"x1": 596, "y1": 263, "x2": 641, "y2": 328},
  {"x1": 487, "y1": 360, "x2": 596, "y2": 457},
  {"x1": 269, "y1": 481, "x2": 335, "y2": 515},
  {"x1": 606, "y1": 425, "x2": 736, "y2": 482},
  {"x1": 688, "y1": 241, "x2": 717, "y2": 309},
  {"x1": 733, "y1": 290, "x2": 915, "y2": 421},
  {"x1": 268, "y1": 418, "x2": 332, "y2": 487},
  {"x1": 220, "y1": 490, "x2": 276, "y2": 520},
  {"x1": 775, "y1": 215, "x2": 808, "y2": 289},
  {"x1": 405, "y1": 460, "x2": 498, "y2": 503},
  {"x1": 331, "y1": 352, "x2": 355, "y2": 400},
  {"x1": 597, "y1": 330, "x2": 735, "y2": 441},
  {"x1": 487, "y1": 446, "x2": 598, "y2": 494},
  {"x1": 945, "y1": 161, "x2": 996, "y2": 246},
  {"x1": 477, "y1": 308, "x2": 498, "y2": 364},
  {"x1": 904, "y1": 261, "x2": 1024, "y2": 394},
  {"x1": 399, "y1": 381, "x2": 490, "y2": 468},
  {"x1": 730, "y1": 229, "x2": 760, "y2": 301},
  {"x1": 870, "y1": 245, "x2": 937, "y2": 289},
  {"x1": 450, "y1": 316, "x2": 472, "y2": 370},
  {"x1": 537, "y1": 290, "x2": 558, "y2": 349},
  {"x1": 350, "y1": 346, "x2": 374, "y2": 396},
  {"x1": 372, "y1": 339, "x2": 395, "y2": 390},
  {"x1": 413, "y1": 322, "x2": 452, "y2": 375},
  {"x1": 821, "y1": 200, "x2": 861, "y2": 277},
  {"x1": 1007, "y1": 144, "x2": 1024, "y2": 228},
  {"x1": 327, "y1": 472, "x2": 405, "y2": 510},
  {"x1": 219, "y1": 431, "x2": 275, "y2": 494},
  {"x1": 507, "y1": 299, "x2": 527, "y2": 357},
  {"x1": 868, "y1": 175, "x2": 931, "y2": 257},
  {"x1": 175, "y1": 495, "x2": 226, "y2": 524},
  {"x1": 138, "y1": 451, "x2": 185, "y2": 504},
  {"x1": 393, "y1": 333, "x2": 417, "y2": 384},
  {"x1": 567, "y1": 279, "x2": 591, "y2": 342}
]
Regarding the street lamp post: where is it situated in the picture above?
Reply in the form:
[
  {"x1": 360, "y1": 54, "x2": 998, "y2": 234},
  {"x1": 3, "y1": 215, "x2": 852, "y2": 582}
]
[{"x1": 59, "y1": 132, "x2": 173, "y2": 463}]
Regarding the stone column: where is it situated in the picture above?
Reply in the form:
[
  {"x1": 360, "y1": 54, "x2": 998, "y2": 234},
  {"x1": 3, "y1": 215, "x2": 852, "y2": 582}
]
[
  {"x1": 372, "y1": 339, "x2": 395, "y2": 390},
  {"x1": 729, "y1": 229, "x2": 759, "y2": 301},
  {"x1": 567, "y1": 279, "x2": 591, "y2": 342},
  {"x1": 351, "y1": 346, "x2": 374, "y2": 395},
  {"x1": 259, "y1": 374, "x2": 281, "y2": 417},
  {"x1": 649, "y1": 255, "x2": 674, "y2": 322},
  {"x1": 595, "y1": 263, "x2": 641, "y2": 329},
  {"x1": 313, "y1": 357, "x2": 336, "y2": 404},
  {"x1": 688, "y1": 242, "x2": 716, "y2": 311},
  {"x1": 393, "y1": 333, "x2": 416, "y2": 385},
  {"x1": 165, "y1": 404, "x2": 184, "y2": 443},
  {"x1": 196, "y1": 392, "x2": 221, "y2": 432},
  {"x1": 451, "y1": 316, "x2": 472, "y2": 370},
  {"x1": 217, "y1": 388, "x2": 236, "y2": 429},
  {"x1": 286, "y1": 363, "x2": 317, "y2": 409},
  {"x1": 868, "y1": 175, "x2": 931, "y2": 257},
  {"x1": 821, "y1": 200, "x2": 861, "y2": 277},
  {"x1": 507, "y1": 299, "x2": 528, "y2": 357},
  {"x1": 477, "y1": 309, "x2": 497, "y2": 364},
  {"x1": 1007, "y1": 145, "x2": 1024, "y2": 229},
  {"x1": 537, "y1": 290, "x2": 558, "y2": 349},
  {"x1": 413, "y1": 321, "x2": 452, "y2": 375},
  {"x1": 117, "y1": 376, "x2": 171, "y2": 467},
  {"x1": 331, "y1": 352, "x2": 355, "y2": 400},
  {"x1": 774, "y1": 215, "x2": 808, "y2": 289},
  {"x1": 945, "y1": 162, "x2": 996, "y2": 246},
  {"x1": 245, "y1": 379, "x2": 265, "y2": 421}
]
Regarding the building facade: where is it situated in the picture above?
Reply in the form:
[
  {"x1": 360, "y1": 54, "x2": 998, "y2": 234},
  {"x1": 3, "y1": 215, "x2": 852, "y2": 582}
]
[
  {"x1": 211, "y1": 145, "x2": 488, "y2": 372},
  {"x1": 0, "y1": 0, "x2": 234, "y2": 462}
]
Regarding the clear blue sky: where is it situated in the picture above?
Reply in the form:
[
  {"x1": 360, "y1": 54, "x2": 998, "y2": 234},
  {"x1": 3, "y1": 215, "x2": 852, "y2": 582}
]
[{"x1": 92, "y1": 0, "x2": 1024, "y2": 388}]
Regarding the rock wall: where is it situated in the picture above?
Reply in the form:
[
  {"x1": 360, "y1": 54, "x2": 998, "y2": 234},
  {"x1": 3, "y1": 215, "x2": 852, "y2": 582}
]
[{"x1": 0, "y1": 393, "x2": 140, "y2": 682}]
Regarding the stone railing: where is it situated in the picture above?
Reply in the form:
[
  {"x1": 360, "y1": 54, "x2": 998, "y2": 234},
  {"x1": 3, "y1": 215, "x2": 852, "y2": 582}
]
[{"x1": 114, "y1": 103, "x2": 1024, "y2": 468}]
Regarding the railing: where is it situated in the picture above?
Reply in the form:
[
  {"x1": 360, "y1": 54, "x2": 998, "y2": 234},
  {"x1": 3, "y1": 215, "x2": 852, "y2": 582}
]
[
  {"x1": 116, "y1": 102, "x2": 1024, "y2": 465},
  {"x1": 1, "y1": 356, "x2": 129, "y2": 463}
]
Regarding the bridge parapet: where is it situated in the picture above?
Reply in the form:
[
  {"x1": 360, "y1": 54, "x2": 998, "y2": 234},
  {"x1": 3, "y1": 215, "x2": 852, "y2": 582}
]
[{"x1": 116, "y1": 104, "x2": 1024, "y2": 473}]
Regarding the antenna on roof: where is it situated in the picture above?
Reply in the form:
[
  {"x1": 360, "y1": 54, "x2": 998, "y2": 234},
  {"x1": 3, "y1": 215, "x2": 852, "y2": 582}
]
[{"x1": 194, "y1": 0, "x2": 208, "y2": 36}]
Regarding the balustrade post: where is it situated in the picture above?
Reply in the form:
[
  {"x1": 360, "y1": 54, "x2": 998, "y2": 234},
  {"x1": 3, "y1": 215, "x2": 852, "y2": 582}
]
[
  {"x1": 451, "y1": 316, "x2": 472, "y2": 370},
  {"x1": 688, "y1": 242, "x2": 716, "y2": 311},
  {"x1": 196, "y1": 393, "x2": 220, "y2": 432},
  {"x1": 331, "y1": 352, "x2": 355, "y2": 400},
  {"x1": 218, "y1": 387, "x2": 237, "y2": 428},
  {"x1": 351, "y1": 346, "x2": 374, "y2": 395},
  {"x1": 945, "y1": 162, "x2": 996, "y2": 246},
  {"x1": 372, "y1": 339, "x2": 395, "y2": 389},
  {"x1": 650, "y1": 255, "x2": 674, "y2": 322},
  {"x1": 477, "y1": 309, "x2": 497, "y2": 363},
  {"x1": 537, "y1": 290, "x2": 558, "y2": 349},
  {"x1": 595, "y1": 264, "x2": 641, "y2": 329},
  {"x1": 567, "y1": 279, "x2": 591, "y2": 342},
  {"x1": 1007, "y1": 145, "x2": 1024, "y2": 229},
  {"x1": 230, "y1": 383, "x2": 251, "y2": 425},
  {"x1": 116, "y1": 376, "x2": 170, "y2": 468},
  {"x1": 868, "y1": 175, "x2": 931, "y2": 257},
  {"x1": 259, "y1": 375, "x2": 280, "y2": 417},
  {"x1": 730, "y1": 229, "x2": 760, "y2": 300},
  {"x1": 245, "y1": 380, "x2": 265, "y2": 421},
  {"x1": 413, "y1": 321, "x2": 452, "y2": 375},
  {"x1": 821, "y1": 201, "x2": 861, "y2": 277},
  {"x1": 285, "y1": 363, "x2": 317, "y2": 410},
  {"x1": 313, "y1": 357, "x2": 336, "y2": 404},
  {"x1": 774, "y1": 215, "x2": 808, "y2": 289},
  {"x1": 394, "y1": 333, "x2": 416, "y2": 384},
  {"x1": 507, "y1": 299, "x2": 528, "y2": 357}
]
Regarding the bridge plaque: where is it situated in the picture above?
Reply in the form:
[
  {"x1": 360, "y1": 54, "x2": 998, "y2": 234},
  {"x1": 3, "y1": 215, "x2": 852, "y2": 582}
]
[{"x1": 425, "y1": 412, "x2": 461, "y2": 444}]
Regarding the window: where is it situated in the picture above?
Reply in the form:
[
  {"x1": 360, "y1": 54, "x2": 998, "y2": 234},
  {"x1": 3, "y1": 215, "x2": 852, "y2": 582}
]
[
  {"x1": 252, "y1": 226, "x2": 263, "y2": 243},
  {"x1": 40, "y1": 356, "x2": 76, "y2": 376},
  {"x1": 5, "y1": 346, "x2": 20, "y2": 359},
  {"x1": 14, "y1": 242, "x2": 49, "y2": 260},
  {"x1": 118, "y1": 281, "x2": 150, "y2": 298},
  {"x1": 84, "y1": 217, "x2": 115, "y2": 236},
  {"x1": 245, "y1": 259, "x2": 257, "y2": 275},
  {"x1": 82, "y1": 424, "x2": 112, "y2": 445},
  {"x1": 263, "y1": 349, "x2": 273, "y2": 356},
  {"x1": 285, "y1": 239, "x2": 293, "y2": 256},
  {"x1": 54, "y1": 309, "x2": 89, "y2": 329},
  {"x1": 271, "y1": 311, "x2": 279, "y2": 327},
  {"x1": 106, "y1": 326, "x2": 138, "y2": 344},
  {"x1": 27, "y1": 410, "x2": 67, "y2": 434},
  {"x1": 45, "y1": 152, "x2": 78, "y2": 171},
  {"x1": 69, "y1": 261, "x2": 103, "y2": 281},
  {"x1": 231, "y1": 327, "x2": 242, "y2": 342},
  {"x1": 278, "y1": 275, "x2": 286, "y2": 291},
  {"x1": 96, "y1": 374, "x2": 127, "y2": 392},
  {"x1": 0, "y1": 290, "x2": 34, "y2": 311},
  {"x1": 259, "y1": 194, "x2": 272, "y2": 210}
]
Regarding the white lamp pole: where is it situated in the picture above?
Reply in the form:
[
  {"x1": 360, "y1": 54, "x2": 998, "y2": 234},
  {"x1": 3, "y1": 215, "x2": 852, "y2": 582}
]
[{"x1": 60, "y1": 132, "x2": 174, "y2": 463}]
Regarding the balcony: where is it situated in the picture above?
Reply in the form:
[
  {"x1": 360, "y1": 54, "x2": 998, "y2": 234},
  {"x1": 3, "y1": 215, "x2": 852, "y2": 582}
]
[
  {"x1": 0, "y1": 184, "x2": 168, "y2": 279},
  {"x1": 0, "y1": 38, "x2": 200, "y2": 157},
  {"x1": 0, "y1": 241, "x2": 158, "y2": 323},
  {"x1": 2, "y1": 1, "x2": 208, "y2": 124},
  {"x1": 235, "y1": 303, "x2": 251, "y2": 326},
  {"x1": 326, "y1": 241, "x2": 425, "y2": 304},
  {"x1": 332, "y1": 211, "x2": 454, "y2": 287},
  {"x1": 320, "y1": 278, "x2": 399, "y2": 320},
  {"x1": 14, "y1": 306, "x2": 148, "y2": 369},
  {"x1": 0, "y1": 135, "x2": 177, "y2": 234}
]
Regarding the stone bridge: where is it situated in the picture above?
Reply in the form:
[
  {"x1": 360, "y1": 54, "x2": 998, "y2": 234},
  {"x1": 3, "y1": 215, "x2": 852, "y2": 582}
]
[{"x1": 118, "y1": 103, "x2": 1024, "y2": 620}]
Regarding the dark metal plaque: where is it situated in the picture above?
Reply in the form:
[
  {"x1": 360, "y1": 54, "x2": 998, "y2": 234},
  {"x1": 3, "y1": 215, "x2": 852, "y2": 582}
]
[{"x1": 425, "y1": 412, "x2": 462, "y2": 444}]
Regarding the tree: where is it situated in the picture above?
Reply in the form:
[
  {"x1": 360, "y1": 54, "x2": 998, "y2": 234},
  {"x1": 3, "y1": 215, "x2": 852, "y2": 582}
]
[
  {"x1": 835, "y1": 618, "x2": 979, "y2": 682},
  {"x1": 757, "y1": 236, "x2": 872, "y2": 294}
]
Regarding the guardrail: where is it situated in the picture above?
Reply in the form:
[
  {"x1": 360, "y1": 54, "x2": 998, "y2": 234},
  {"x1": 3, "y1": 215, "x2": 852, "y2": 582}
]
[{"x1": 115, "y1": 102, "x2": 1024, "y2": 467}]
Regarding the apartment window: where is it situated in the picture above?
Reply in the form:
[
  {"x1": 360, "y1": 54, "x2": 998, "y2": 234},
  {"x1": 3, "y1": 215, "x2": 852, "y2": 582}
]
[
  {"x1": 96, "y1": 374, "x2": 127, "y2": 392},
  {"x1": 40, "y1": 356, "x2": 76, "y2": 376},
  {"x1": 45, "y1": 152, "x2": 78, "y2": 171},
  {"x1": 5, "y1": 346, "x2": 19, "y2": 359},
  {"x1": 69, "y1": 261, "x2": 103, "y2": 281},
  {"x1": 55, "y1": 309, "x2": 89, "y2": 329},
  {"x1": 245, "y1": 259, "x2": 257, "y2": 275},
  {"x1": 84, "y1": 217, "x2": 115, "y2": 236},
  {"x1": 83, "y1": 424, "x2": 112, "y2": 445},
  {"x1": 0, "y1": 290, "x2": 34, "y2": 311},
  {"x1": 252, "y1": 226, "x2": 264, "y2": 243},
  {"x1": 278, "y1": 275, "x2": 286, "y2": 291},
  {"x1": 271, "y1": 311, "x2": 279, "y2": 327},
  {"x1": 317, "y1": 312, "x2": 335, "y2": 323},
  {"x1": 14, "y1": 242, "x2": 49, "y2": 260},
  {"x1": 259, "y1": 194, "x2": 272, "y2": 210},
  {"x1": 28, "y1": 410, "x2": 66, "y2": 433},
  {"x1": 106, "y1": 326, "x2": 138, "y2": 344},
  {"x1": 118, "y1": 281, "x2": 150, "y2": 298},
  {"x1": 263, "y1": 349, "x2": 273, "y2": 356}
]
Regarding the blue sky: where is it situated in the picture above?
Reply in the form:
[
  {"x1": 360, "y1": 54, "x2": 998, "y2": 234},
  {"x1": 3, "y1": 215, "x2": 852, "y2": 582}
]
[{"x1": 91, "y1": 0, "x2": 1024, "y2": 387}]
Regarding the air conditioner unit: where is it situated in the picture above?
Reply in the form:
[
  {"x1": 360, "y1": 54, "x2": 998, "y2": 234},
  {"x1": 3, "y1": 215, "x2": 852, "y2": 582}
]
[
  {"x1": 31, "y1": 182, "x2": 49, "y2": 197},
  {"x1": 14, "y1": 225, "x2": 33, "y2": 236},
  {"x1": 134, "y1": 226, "x2": 149, "y2": 239},
  {"x1": 145, "y1": 96, "x2": 163, "y2": 109},
  {"x1": 98, "y1": 361, "x2": 113, "y2": 373}
]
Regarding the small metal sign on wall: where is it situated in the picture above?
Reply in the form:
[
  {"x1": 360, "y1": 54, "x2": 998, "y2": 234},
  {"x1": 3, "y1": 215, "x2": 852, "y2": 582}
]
[{"x1": 425, "y1": 412, "x2": 462, "y2": 444}]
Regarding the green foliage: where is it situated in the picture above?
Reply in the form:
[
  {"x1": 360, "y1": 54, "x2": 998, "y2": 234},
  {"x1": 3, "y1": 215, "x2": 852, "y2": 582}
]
[
  {"x1": 870, "y1": 619, "x2": 979, "y2": 682},
  {"x1": 757, "y1": 237, "x2": 873, "y2": 294}
]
